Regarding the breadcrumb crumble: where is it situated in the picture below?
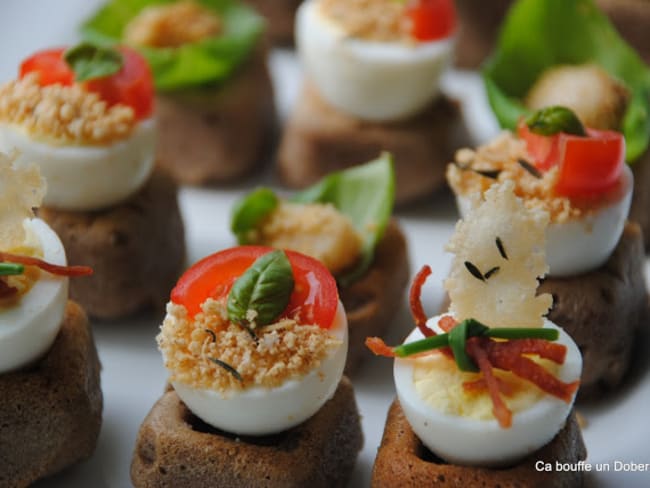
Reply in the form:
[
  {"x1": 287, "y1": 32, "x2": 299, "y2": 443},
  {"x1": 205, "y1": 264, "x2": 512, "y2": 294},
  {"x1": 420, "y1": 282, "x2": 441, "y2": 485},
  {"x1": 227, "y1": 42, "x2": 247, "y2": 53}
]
[
  {"x1": 0, "y1": 74, "x2": 135, "y2": 145},
  {"x1": 124, "y1": 1, "x2": 222, "y2": 48},
  {"x1": 320, "y1": 0, "x2": 411, "y2": 42},
  {"x1": 158, "y1": 299, "x2": 342, "y2": 392}
]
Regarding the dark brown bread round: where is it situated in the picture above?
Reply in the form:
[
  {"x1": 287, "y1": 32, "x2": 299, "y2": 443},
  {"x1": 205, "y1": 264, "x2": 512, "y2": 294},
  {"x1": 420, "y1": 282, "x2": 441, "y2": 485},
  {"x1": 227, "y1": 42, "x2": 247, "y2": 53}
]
[
  {"x1": 0, "y1": 301, "x2": 102, "y2": 488},
  {"x1": 278, "y1": 83, "x2": 469, "y2": 205},
  {"x1": 540, "y1": 222, "x2": 648, "y2": 399},
  {"x1": 630, "y1": 151, "x2": 650, "y2": 251},
  {"x1": 372, "y1": 399, "x2": 587, "y2": 488},
  {"x1": 342, "y1": 220, "x2": 410, "y2": 375},
  {"x1": 155, "y1": 48, "x2": 276, "y2": 185},
  {"x1": 131, "y1": 377, "x2": 363, "y2": 488},
  {"x1": 245, "y1": 0, "x2": 303, "y2": 46},
  {"x1": 39, "y1": 170, "x2": 186, "y2": 320}
]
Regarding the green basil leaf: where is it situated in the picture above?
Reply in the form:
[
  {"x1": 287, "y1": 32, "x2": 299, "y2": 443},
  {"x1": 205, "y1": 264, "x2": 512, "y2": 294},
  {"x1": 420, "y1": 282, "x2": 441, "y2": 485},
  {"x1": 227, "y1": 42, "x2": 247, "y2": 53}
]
[
  {"x1": 0, "y1": 263, "x2": 24, "y2": 276},
  {"x1": 526, "y1": 106, "x2": 586, "y2": 137},
  {"x1": 64, "y1": 42, "x2": 123, "y2": 82},
  {"x1": 231, "y1": 188, "x2": 279, "y2": 244},
  {"x1": 483, "y1": 0, "x2": 650, "y2": 162},
  {"x1": 227, "y1": 250, "x2": 294, "y2": 327},
  {"x1": 81, "y1": 0, "x2": 263, "y2": 91},
  {"x1": 291, "y1": 153, "x2": 395, "y2": 286}
]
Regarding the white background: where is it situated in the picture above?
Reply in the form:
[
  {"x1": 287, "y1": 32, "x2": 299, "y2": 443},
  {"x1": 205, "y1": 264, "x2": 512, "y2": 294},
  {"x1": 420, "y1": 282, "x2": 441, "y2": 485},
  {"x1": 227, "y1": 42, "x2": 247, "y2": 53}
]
[{"x1": 1, "y1": 1, "x2": 650, "y2": 486}]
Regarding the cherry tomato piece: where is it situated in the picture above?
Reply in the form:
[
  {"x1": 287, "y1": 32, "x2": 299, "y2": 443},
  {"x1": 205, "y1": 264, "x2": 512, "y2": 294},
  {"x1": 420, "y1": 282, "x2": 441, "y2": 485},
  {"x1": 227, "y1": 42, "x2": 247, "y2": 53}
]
[
  {"x1": 555, "y1": 129, "x2": 625, "y2": 198},
  {"x1": 518, "y1": 121, "x2": 562, "y2": 171},
  {"x1": 85, "y1": 47, "x2": 154, "y2": 120},
  {"x1": 19, "y1": 48, "x2": 74, "y2": 87},
  {"x1": 171, "y1": 246, "x2": 340, "y2": 330},
  {"x1": 406, "y1": 0, "x2": 457, "y2": 42},
  {"x1": 19, "y1": 46, "x2": 154, "y2": 120}
]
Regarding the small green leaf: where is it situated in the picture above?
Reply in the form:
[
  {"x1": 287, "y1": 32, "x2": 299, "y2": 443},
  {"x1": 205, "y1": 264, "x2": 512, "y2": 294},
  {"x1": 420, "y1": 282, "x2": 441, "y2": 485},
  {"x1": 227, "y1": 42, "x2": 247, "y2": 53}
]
[
  {"x1": 0, "y1": 263, "x2": 24, "y2": 276},
  {"x1": 227, "y1": 250, "x2": 294, "y2": 327},
  {"x1": 64, "y1": 42, "x2": 123, "y2": 82},
  {"x1": 231, "y1": 188, "x2": 279, "y2": 244},
  {"x1": 526, "y1": 106, "x2": 586, "y2": 137}
]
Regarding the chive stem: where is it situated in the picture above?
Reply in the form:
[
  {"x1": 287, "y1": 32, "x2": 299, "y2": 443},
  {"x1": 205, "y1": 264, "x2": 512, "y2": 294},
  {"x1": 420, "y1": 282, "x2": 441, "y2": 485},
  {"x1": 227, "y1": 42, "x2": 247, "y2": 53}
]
[
  {"x1": 394, "y1": 334, "x2": 450, "y2": 357},
  {"x1": 0, "y1": 263, "x2": 24, "y2": 276}
]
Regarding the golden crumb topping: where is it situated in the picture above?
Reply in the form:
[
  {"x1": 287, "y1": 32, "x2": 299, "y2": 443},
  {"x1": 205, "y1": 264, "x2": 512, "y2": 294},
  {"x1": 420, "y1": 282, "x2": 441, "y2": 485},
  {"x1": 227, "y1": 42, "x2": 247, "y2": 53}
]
[
  {"x1": 247, "y1": 202, "x2": 363, "y2": 275},
  {"x1": 124, "y1": 1, "x2": 222, "y2": 48},
  {"x1": 447, "y1": 132, "x2": 592, "y2": 223},
  {"x1": 157, "y1": 300, "x2": 342, "y2": 392},
  {"x1": 0, "y1": 152, "x2": 45, "y2": 251},
  {"x1": 0, "y1": 74, "x2": 135, "y2": 145},
  {"x1": 320, "y1": 0, "x2": 410, "y2": 42},
  {"x1": 445, "y1": 181, "x2": 552, "y2": 328}
]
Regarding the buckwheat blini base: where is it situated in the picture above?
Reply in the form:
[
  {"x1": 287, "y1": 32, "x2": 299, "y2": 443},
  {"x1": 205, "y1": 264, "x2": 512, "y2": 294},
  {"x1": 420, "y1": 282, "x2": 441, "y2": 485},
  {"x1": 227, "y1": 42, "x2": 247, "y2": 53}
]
[
  {"x1": 155, "y1": 49, "x2": 276, "y2": 185},
  {"x1": 341, "y1": 220, "x2": 410, "y2": 375},
  {"x1": 372, "y1": 400, "x2": 586, "y2": 488},
  {"x1": 278, "y1": 84, "x2": 469, "y2": 204},
  {"x1": 0, "y1": 301, "x2": 102, "y2": 488},
  {"x1": 131, "y1": 377, "x2": 363, "y2": 488},
  {"x1": 39, "y1": 170, "x2": 186, "y2": 320}
]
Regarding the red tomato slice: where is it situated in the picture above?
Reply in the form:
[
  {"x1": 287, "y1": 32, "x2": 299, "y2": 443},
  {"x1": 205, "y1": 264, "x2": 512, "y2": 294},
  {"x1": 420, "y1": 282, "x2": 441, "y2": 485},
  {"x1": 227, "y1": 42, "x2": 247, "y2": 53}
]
[
  {"x1": 171, "y1": 247, "x2": 340, "y2": 330},
  {"x1": 555, "y1": 129, "x2": 625, "y2": 198},
  {"x1": 406, "y1": 0, "x2": 456, "y2": 42},
  {"x1": 19, "y1": 47, "x2": 74, "y2": 87},
  {"x1": 19, "y1": 46, "x2": 154, "y2": 120},
  {"x1": 85, "y1": 47, "x2": 154, "y2": 120},
  {"x1": 518, "y1": 122, "x2": 561, "y2": 171},
  {"x1": 519, "y1": 121, "x2": 625, "y2": 198}
]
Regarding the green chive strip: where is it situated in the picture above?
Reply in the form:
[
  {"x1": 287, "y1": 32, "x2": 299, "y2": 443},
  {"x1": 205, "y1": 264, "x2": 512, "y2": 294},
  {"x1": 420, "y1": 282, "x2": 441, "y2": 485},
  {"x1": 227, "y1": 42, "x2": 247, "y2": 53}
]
[
  {"x1": 393, "y1": 319, "x2": 560, "y2": 369},
  {"x1": 0, "y1": 263, "x2": 24, "y2": 276},
  {"x1": 487, "y1": 328, "x2": 559, "y2": 341}
]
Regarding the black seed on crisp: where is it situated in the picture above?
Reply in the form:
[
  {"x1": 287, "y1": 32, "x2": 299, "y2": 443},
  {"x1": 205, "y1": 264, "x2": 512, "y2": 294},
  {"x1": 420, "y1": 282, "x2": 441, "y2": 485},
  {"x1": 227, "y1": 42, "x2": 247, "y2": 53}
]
[
  {"x1": 484, "y1": 267, "x2": 500, "y2": 279},
  {"x1": 464, "y1": 261, "x2": 485, "y2": 281},
  {"x1": 240, "y1": 323, "x2": 258, "y2": 343},
  {"x1": 204, "y1": 329, "x2": 217, "y2": 342},
  {"x1": 496, "y1": 237, "x2": 508, "y2": 260},
  {"x1": 517, "y1": 158, "x2": 542, "y2": 178},
  {"x1": 208, "y1": 357, "x2": 243, "y2": 382},
  {"x1": 473, "y1": 169, "x2": 501, "y2": 179}
]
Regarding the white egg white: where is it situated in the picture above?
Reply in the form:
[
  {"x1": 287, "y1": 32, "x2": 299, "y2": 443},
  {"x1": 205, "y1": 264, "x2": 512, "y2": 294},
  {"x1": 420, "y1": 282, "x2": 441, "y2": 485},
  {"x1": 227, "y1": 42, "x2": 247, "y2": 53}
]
[
  {"x1": 296, "y1": 0, "x2": 454, "y2": 122},
  {"x1": 172, "y1": 301, "x2": 349, "y2": 436},
  {"x1": 456, "y1": 164, "x2": 633, "y2": 277},
  {"x1": 0, "y1": 219, "x2": 68, "y2": 374},
  {"x1": 0, "y1": 118, "x2": 156, "y2": 211},
  {"x1": 394, "y1": 316, "x2": 582, "y2": 467}
]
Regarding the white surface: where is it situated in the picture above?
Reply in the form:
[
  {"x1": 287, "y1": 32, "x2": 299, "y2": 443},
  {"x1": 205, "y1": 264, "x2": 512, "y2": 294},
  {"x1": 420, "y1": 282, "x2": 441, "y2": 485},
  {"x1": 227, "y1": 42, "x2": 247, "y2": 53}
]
[{"x1": 0, "y1": 2, "x2": 648, "y2": 487}]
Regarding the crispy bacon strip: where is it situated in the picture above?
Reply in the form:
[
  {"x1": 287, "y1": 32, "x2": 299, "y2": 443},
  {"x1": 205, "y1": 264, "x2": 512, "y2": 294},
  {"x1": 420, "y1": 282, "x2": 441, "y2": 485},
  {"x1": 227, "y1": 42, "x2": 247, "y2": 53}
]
[
  {"x1": 466, "y1": 337, "x2": 512, "y2": 428},
  {"x1": 486, "y1": 343, "x2": 579, "y2": 403},
  {"x1": 0, "y1": 279, "x2": 18, "y2": 299},
  {"x1": 365, "y1": 337, "x2": 397, "y2": 357},
  {"x1": 494, "y1": 338, "x2": 567, "y2": 364},
  {"x1": 410, "y1": 265, "x2": 435, "y2": 337},
  {"x1": 463, "y1": 377, "x2": 515, "y2": 397},
  {"x1": 0, "y1": 252, "x2": 93, "y2": 277}
]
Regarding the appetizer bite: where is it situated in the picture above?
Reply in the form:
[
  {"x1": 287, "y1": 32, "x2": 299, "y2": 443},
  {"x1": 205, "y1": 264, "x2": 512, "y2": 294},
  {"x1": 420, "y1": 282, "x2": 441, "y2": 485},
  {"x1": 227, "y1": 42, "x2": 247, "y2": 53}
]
[
  {"x1": 131, "y1": 247, "x2": 362, "y2": 487},
  {"x1": 231, "y1": 155, "x2": 410, "y2": 373},
  {"x1": 483, "y1": 0, "x2": 650, "y2": 249},
  {"x1": 447, "y1": 107, "x2": 648, "y2": 398},
  {"x1": 369, "y1": 182, "x2": 586, "y2": 485},
  {"x1": 0, "y1": 43, "x2": 186, "y2": 319},
  {"x1": 0, "y1": 153, "x2": 102, "y2": 487},
  {"x1": 279, "y1": 0, "x2": 468, "y2": 203},
  {"x1": 83, "y1": 0, "x2": 276, "y2": 185}
]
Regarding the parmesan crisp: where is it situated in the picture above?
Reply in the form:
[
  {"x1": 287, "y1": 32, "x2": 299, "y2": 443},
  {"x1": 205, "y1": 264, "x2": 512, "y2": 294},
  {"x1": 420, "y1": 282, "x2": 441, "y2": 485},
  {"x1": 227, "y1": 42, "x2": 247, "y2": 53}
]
[
  {"x1": 0, "y1": 152, "x2": 45, "y2": 251},
  {"x1": 444, "y1": 181, "x2": 552, "y2": 328}
]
